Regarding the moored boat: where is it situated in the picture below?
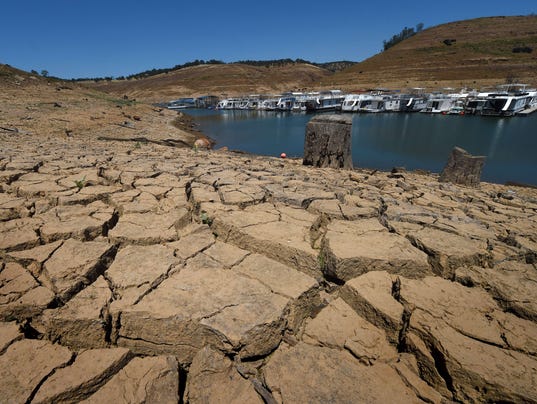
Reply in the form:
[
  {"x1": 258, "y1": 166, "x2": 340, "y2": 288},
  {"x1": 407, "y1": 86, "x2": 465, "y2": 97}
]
[
  {"x1": 421, "y1": 93, "x2": 456, "y2": 114},
  {"x1": 445, "y1": 100, "x2": 466, "y2": 115},
  {"x1": 276, "y1": 96, "x2": 296, "y2": 111},
  {"x1": 259, "y1": 98, "x2": 279, "y2": 111},
  {"x1": 480, "y1": 84, "x2": 534, "y2": 116},
  {"x1": 384, "y1": 95, "x2": 404, "y2": 112},
  {"x1": 399, "y1": 88, "x2": 428, "y2": 112},
  {"x1": 358, "y1": 94, "x2": 389, "y2": 113},
  {"x1": 291, "y1": 98, "x2": 308, "y2": 112},
  {"x1": 481, "y1": 93, "x2": 531, "y2": 116},
  {"x1": 216, "y1": 98, "x2": 241, "y2": 109},
  {"x1": 341, "y1": 94, "x2": 365, "y2": 112},
  {"x1": 465, "y1": 91, "x2": 491, "y2": 115},
  {"x1": 305, "y1": 90, "x2": 345, "y2": 112},
  {"x1": 167, "y1": 98, "x2": 196, "y2": 110}
]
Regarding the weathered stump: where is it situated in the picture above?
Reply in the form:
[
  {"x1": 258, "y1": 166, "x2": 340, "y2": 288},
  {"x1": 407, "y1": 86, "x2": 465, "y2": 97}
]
[
  {"x1": 439, "y1": 147, "x2": 486, "y2": 187},
  {"x1": 303, "y1": 114, "x2": 353, "y2": 169}
]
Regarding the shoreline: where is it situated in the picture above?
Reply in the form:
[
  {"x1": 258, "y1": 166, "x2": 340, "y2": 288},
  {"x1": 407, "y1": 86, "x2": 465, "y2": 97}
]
[
  {"x1": 179, "y1": 109, "x2": 537, "y2": 189},
  {"x1": 170, "y1": 111, "x2": 216, "y2": 148}
]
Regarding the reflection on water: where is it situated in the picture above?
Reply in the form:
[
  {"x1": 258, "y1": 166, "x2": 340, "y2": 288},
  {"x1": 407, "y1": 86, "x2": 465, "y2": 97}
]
[
  {"x1": 488, "y1": 118, "x2": 505, "y2": 159},
  {"x1": 400, "y1": 114, "x2": 409, "y2": 141},
  {"x1": 188, "y1": 109, "x2": 537, "y2": 185}
]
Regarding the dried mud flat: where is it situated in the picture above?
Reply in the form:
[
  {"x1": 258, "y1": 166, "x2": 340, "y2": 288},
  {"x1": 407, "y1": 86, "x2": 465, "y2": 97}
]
[{"x1": 1, "y1": 122, "x2": 537, "y2": 403}]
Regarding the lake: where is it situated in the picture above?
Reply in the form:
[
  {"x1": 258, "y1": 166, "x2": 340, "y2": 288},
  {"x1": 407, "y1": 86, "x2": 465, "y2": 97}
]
[{"x1": 186, "y1": 109, "x2": 537, "y2": 186}]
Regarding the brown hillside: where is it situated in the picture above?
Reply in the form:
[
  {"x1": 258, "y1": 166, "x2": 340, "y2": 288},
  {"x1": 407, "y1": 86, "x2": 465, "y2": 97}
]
[
  {"x1": 324, "y1": 15, "x2": 537, "y2": 91},
  {"x1": 88, "y1": 63, "x2": 332, "y2": 102},
  {"x1": 0, "y1": 63, "x2": 199, "y2": 146}
]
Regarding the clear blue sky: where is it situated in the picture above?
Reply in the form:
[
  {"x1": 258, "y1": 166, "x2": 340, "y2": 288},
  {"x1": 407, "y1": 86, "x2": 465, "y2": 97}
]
[{"x1": 1, "y1": 0, "x2": 535, "y2": 79}]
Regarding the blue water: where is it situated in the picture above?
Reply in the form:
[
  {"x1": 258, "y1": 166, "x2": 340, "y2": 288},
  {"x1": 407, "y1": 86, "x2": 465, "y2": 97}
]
[{"x1": 187, "y1": 109, "x2": 537, "y2": 185}]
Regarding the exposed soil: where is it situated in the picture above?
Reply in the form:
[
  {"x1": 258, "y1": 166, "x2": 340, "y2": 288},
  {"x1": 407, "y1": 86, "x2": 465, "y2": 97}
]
[{"x1": 0, "y1": 64, "x2": 200, "y2": 147}]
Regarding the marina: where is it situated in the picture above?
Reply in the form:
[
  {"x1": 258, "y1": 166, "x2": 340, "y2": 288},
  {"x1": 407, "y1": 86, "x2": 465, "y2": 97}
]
[{"x1": 169, "y1": 84, "x2": 537, "y2": 117}]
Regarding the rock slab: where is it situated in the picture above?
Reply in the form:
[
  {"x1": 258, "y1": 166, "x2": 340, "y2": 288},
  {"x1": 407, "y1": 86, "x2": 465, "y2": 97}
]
[
  {"x1": 185, "y1": 346, "x2": 262, "y2": 403},
  {"x1": 0, "y1": 339, "x2": 73, "y2": 403},
  {"x1": 264, "y1": 343, "x2": 421, "y2": 403},
  {"x1": 82, "y1": 356, "x2": 180, "y2": 404},
  {"x1": 32, "y1": 347, "x2": 132, "y2": 403}
]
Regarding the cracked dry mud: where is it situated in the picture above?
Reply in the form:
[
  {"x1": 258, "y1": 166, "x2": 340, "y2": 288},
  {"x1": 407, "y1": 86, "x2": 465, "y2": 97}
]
[{"x1": 1, "y1": 131, "x2": 537, "y2": 404}]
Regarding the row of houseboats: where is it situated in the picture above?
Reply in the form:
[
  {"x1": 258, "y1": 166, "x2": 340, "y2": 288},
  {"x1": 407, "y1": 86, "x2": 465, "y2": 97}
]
[{"x1": 167, "y1": 84, "x2": 537, "y2": 117}]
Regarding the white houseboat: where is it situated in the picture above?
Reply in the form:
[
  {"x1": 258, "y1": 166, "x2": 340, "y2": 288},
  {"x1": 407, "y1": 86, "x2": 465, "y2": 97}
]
[
  {"x1": 481, "y1": 93, "x2": 532, "y2": 116},
  {"x1": 276, "y1": 95, "x2": 296, "y2": 111},
  {"x1": 167, "y1": 98, "x2": 196, "y2": 110},
  {"x1": 465, "y1": 91, "x2": 492, "y2": 115},
  {"x1": 259, "y1": 98, "x2": 279, "y2": 111},
  {"x1": 216, "y1": 98, "x2": 242, "y2": 109},
  {"x1": 305, "y1": 90, "x2": 345, "y2": 112},
  {"x1": 398, "y1": 88, "x2": 429, "y2": 112},
  {"x1": 357, "y1": 94, "x2": 389, "y2": 113},
  {"x1": 479, "y1": 84, "x2": 534, "y2": 116},
  {"x1": 291, "y1": 97, "x2": 309, "y2": 112},
  {"x1": 421, "y1": 93, "x2": 456, "y2": 114},
  {"x1": 341, "y1": 94, "x2": 365, "y2": 112}
]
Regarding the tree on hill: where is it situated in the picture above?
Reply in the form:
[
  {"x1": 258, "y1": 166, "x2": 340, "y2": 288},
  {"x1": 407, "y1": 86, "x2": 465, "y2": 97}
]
[
  {"x1": 68, "y1": 58, "x2": 354, "y2": 82},
  {"x1": 124, "y1": 59, "x2": 225, "y2": 80},
  {"x1": 382, "y1": 23, "x2": 424, "y2": 51}
]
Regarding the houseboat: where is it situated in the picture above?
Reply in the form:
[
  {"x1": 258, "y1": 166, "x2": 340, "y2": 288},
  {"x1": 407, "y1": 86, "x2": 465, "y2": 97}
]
[
  {"x1": 305, "y1": 90, "x2": 345, "y2": 112},
  {"x1": 216, "y1": 98, "x2": 242, "y2": 109},
  {"x1": 167, "y1": 98, "x2": 196, "y2": 110},
  {"x1": 465, "y1": 92, "x2": 487, "y2": 115},
  {"x1": 357, "y1": 94, "x2": 389, "y2": 113},
  {"x1": 341, "y1": 94, "x2": 365, "y2": 112},
  {"x1": 291, "y1": 97, "x2": 309, "y2": 112},
  {"x1": 195, "y1": 95, "x2": 219, "y2": 109},
  {"x1": 479, "y1": 84, "x2": 535, "y2": 116},
  {"x1": 398, "y1": 88, "x2": 429, "y2": 112},
  {"x1": 384, "y1": 95, "x2": 404, "y2": 112},
  {"x1": 421, "y1": 93, "x2": 456, "y2": 114},
  {"x1": 446, "y1": 100, "x2": 466, "y2": 115},
  {"x1": 259, "y1": 98, "x2": 279, "y2": 111},
  {"x1": 276, "y1": 96, "x2": 296, "y2": 111},
  {"x1": 481, "y1": 93, "x2": 532, "y2": 116}
]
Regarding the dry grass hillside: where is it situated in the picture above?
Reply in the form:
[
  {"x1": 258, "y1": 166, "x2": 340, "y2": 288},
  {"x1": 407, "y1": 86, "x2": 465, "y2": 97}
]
[
  {"x1": 325, "y1": 15, "x2": 537, "y2": 91},
  {"x1": 88, "y1": 63, "x2": 332, "y2": 102}
]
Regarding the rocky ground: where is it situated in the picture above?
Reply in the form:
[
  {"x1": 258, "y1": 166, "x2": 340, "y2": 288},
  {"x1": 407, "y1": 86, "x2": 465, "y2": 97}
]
[
  {"x1": 1, "y1": 71, "x2": 537, "y2": 403},
  {"x1": 1, "y1": 127, "x2": 536, "y2": 403}
]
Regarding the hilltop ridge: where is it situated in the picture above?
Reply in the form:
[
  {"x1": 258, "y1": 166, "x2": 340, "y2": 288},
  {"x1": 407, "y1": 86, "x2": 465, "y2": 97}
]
[
  {"x1": 87, "y1": 62, "x2": 334, "y2": 102},
  {"x1": 325, "y1": 15, "x2": 537, "y2": 90}
]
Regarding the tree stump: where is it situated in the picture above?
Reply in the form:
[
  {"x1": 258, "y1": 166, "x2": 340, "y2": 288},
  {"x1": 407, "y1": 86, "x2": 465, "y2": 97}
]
[
  {"x1": 439, "y1": 147, "x2": 486, "y2": 187},
  {"x1": 303, "y1": 115, "x2": 353, "y2": 169}
]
